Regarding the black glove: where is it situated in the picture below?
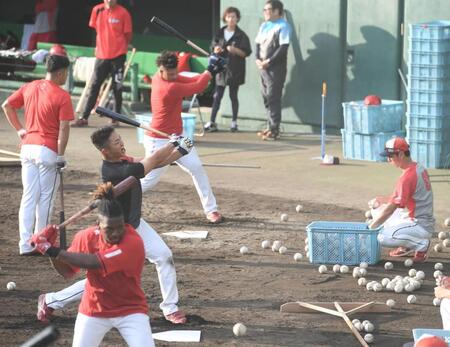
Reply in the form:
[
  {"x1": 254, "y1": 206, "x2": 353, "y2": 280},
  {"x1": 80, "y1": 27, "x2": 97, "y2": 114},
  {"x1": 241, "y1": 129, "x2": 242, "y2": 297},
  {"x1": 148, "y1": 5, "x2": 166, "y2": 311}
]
[{"x1": 207, "y1": 54, "x2": 226, "y2": 75}]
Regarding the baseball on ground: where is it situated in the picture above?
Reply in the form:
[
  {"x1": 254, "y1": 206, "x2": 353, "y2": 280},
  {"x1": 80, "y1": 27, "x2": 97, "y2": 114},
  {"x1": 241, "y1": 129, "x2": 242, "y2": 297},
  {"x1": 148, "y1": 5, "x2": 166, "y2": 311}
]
[
  {"x1": 278, "y1": 246, "x2": 287, "y2": 254},
  {"x1": 415, "y1": 271, "x2": 426, "y2": 280},
  {"x1": 435, "y1": 263, "x2": 444, "y2": 270},
  {"x1": 295, "y1": 205, "x2": 303, "y2": 213},
  {"x1": 6, "y1": 282, "x2": 16, "y2": 291},
  {"x1": 404, "y1": 258, "x2": 413, "y2": 267},
  {"x1": 280, "y1": 213, "x2": 288, "y2": 222},
  {"x1": 408, "y1": 269, "x2": 417, "y2": 277},
  {"x1": 233, "y1": 323, "x2": 247, "y2": 337},
  {"x1": 384, "y1": 262, "x2": 394, "y2": 270},
  {"x1": 364, "y1": 333, "x2": 374, "y2": 343},
  {"x1": 293, "y1": 253, "x2": 303, "y2": 261},
  {"x1": 386, "y1": 299, "x2": 396, "y2": 307},
  {"x1": 333, "y1": 264, "x2": 341, "y2": 273},
  {"x1": 407, "y1": 295, "x2": 417, "y2": 304},
  {"x1": 261, "y1": 240, "x2": 271, "y2": 249},
  {"x1": 359, "y1": 262, "x2": 368, "y2": 269},
  {"x1": 318, "y1": 265, "x2": 327, "y2": 274},
  {"x1": 272, "y1": 240, "x2": 282, "y2": 252},
  {"x1": 444, "y1": 239, "x2": 450, "y2": 247},
  {"x1": 434, "y1": 243, "x2": 443, "y2": 252},
  {"x1": 340, "y1": 265, "x2": 349, "y2": 274},
  {"x1": 445, "y1": 218, "x2": 450, "y2": 227},
  {"x1": 433, "y1": 298, "x2": 441, "y2": 306},
  {"x1": 438, "y1": 231, "x2": 447, "y2": 240},
  {"x1": 358, "y1": 277, "x2": 367, "y2": 286},
  {"x1": 240, "y1": 246, "x2": 249, "y2": 255}
]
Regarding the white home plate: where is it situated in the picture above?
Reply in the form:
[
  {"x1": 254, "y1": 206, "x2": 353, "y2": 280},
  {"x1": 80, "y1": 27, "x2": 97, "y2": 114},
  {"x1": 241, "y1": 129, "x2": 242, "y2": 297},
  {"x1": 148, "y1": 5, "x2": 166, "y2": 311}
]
[
  {"x1": 152, "y1": 330, "x2": 201, "y2": 342},
  {"x1": 162, "y1": 230, "x2": 209, "y2": 239}
]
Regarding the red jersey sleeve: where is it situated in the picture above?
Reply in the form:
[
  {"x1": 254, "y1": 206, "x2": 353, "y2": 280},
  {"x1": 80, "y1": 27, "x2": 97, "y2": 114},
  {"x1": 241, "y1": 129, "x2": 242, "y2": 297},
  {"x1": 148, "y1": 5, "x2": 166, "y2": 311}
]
[
  {"x1": 59, "y1": 93, "x2": 75, "y2": 121},
  {"x1": 7, "y1": 85, "x2": 25, "y2": 109},
  {"x1": 89, "y1": 5, "x2": 100, "y2": 29},
  {"x1": 389, "y1": 169, "x2": 416, "y2": 208},
  {"x1": 170, "y1": 72, "x2": 211, "y2": 98}
]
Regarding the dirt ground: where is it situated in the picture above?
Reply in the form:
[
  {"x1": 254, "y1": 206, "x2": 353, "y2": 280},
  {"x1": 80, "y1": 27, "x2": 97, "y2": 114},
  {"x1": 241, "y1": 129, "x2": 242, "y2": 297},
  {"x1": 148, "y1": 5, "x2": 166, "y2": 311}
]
[{"x1": 0, "y1": 165, "x2": 448, "y2": 347}]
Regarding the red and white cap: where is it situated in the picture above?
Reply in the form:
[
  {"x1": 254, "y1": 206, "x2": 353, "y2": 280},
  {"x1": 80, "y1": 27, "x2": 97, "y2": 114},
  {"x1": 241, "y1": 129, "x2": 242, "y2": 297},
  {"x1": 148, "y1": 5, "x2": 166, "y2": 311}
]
[
  {"x1": 364, "y1": 95, "x2": 382, "y2": 106},
  {"x1": 380, "y1": 137, "x2": 409, "y2": 156}
]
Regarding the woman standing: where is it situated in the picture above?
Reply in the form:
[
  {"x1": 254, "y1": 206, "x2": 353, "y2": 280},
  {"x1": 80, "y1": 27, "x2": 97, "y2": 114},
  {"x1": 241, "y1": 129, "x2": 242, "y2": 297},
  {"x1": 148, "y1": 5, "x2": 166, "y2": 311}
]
[{"x1": 204, "y1": 7, "x2": 252, "y2": 132}]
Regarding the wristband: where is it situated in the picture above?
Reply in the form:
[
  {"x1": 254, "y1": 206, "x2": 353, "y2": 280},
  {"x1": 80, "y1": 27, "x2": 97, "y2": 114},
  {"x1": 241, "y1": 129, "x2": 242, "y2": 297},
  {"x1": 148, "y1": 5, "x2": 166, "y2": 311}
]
[{"x1": 46, "y1": 246, "x2": 62, "y2": 258}]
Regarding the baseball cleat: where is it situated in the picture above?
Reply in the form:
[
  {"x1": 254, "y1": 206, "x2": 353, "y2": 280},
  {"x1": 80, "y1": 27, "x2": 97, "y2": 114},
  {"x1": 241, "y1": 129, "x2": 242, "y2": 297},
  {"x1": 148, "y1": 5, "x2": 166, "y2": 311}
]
[
  {"x1": 72, "y1": 118, "x2": 88, "y2": 127},
  {"x1": 389, "y1": 247, "x2": 414, "y2": 257},
  {"x1": 207, "y1": 211, "x2": 223, "y2": 224},
  {"x1": 413, "y1": 251, "x2": 428, "y2": 263},
  {"x1": 257, "y1": 129, "x2": 270, "y2": 137},
  {"x1": 230, "y1": 121, "x2": 238, "y2": 132},
  {"x1": 261, "y1": 130, "x2": 279, "y2": 141},
  {"x1": 204, "y1": 122, "x2": 218, "y2": 132},
  {"x1": 165, "y1": 310, "x2": 187, "y2": 324},
  {"x1": 37, "y1": 294, "x2": 54, "y2": 323}
]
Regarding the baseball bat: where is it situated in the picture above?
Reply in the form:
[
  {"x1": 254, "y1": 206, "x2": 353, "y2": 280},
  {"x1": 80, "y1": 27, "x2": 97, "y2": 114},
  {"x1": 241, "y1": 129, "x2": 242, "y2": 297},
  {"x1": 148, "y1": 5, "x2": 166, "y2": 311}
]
[
  {"x1": 150, "y1": 16, "x2": 209, "y2": 56},
  {"x1": 20, "y1": 325, "x2": 60, "y2": 347},
  {"x1": 57, "y1": 169, "x2": 66, "y2": 249},
  {"x1": 95, "y1": 106, "x2": 170, "y2": 138},
  {"x1": 57, "y1": 176, "x2": 138, "y2": 230},
  {"x1": 0, "y1": 148, "x2": 20, "y2": 157}
]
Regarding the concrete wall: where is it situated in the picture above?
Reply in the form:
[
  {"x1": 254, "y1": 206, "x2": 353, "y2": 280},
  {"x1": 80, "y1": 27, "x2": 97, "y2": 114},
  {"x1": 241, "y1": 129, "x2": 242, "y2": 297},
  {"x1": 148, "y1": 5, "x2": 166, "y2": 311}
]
[{"x1": 218, "y1": 0, "x2": 450, "y2": 133}]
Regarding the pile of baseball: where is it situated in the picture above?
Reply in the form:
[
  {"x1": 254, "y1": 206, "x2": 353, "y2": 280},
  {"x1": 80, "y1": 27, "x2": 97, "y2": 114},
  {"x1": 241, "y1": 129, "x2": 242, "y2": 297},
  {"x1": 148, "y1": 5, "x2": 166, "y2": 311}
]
[
  {"x1": 352, "y1": 319, "x2": 375, "y2": 343},
  {"x1": 434, "y1": 230, "x2": 450, "y2": 253}
]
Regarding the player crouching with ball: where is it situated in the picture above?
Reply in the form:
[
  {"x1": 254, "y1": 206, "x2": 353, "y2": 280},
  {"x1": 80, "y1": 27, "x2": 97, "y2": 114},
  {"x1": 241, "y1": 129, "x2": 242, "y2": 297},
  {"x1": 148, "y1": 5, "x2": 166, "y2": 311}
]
[
  {"x1": 31, "y1": 185, "x2": 155, "y2": 347},
  {"x1": 367, "y1": 137, "x2": 434, "y2": 263}
]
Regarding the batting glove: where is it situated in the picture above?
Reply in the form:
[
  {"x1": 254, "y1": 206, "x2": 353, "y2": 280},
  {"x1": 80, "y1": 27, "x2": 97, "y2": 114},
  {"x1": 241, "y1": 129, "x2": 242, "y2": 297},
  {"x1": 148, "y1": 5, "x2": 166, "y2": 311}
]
[
  {"x1": 30, "y1": 224, "x2": 58, "y2": 247},
  {"x1": 176, "y1": 137, "x2": 193, "y2": 156},
  {"x1": 34, "y1": 238, "x2": 52, "y2": 255},
  {"x1": 56, "y1": 155, "x2": 66, "y2": 170},
  {"x1": 169, "y1": 134, "x2": 182, "y2": 147},
  {"x1": 17, "y1": 128, "x2": 26, "y2": 140}
]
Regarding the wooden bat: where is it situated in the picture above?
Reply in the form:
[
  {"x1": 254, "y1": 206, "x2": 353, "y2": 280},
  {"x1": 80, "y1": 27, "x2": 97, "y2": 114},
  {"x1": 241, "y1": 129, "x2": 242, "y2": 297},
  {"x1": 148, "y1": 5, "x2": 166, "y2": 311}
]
[
  {"x1": 150, "y1": 17, "x2": 209, "y2": 56},
  {"x1": 75, "y1": 71, "x2": 94, "y2": 114},
  {"x1": 57, "y1": 169, "x2": 66, "y2": 249},
  {"x1": 98, "y1": 48, "x2": 137, "y2": 108},
  {"x1": 0, "y1": 149, "x2": 20, "y2": 157},
  {"x1": 95, "y1": 106, "x2": 170, "y2": 138}
]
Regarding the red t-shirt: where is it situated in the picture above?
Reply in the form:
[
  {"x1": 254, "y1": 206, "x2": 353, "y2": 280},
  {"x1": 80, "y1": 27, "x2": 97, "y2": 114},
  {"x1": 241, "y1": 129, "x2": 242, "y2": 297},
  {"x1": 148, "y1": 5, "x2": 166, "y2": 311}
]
[
  {"x1": 68, "y1": 224, "x2": 148, "y2": 318},
  {"x1": 89, "y1": 4, "x2": 132, "y2": 60},
  {"x1": 7, "y1": 80, "x2": 74, "y2": 153},
  {"x1": 147, "y1": 72, "x2": 211, "y2": 138}
]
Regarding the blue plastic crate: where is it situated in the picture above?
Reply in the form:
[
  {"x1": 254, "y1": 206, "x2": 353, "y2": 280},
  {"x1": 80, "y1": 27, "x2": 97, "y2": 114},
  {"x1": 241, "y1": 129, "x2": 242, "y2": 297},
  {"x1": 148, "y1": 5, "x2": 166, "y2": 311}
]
[
  {"x1": 408, "y1": 101, "x2": 450, "y2": 116},
  {"x1": 409, "y1": 76, "x2": 450, "y2": 91},
  {"x1": 341, "y1": 129, "x2": 406, "y2": 162},
  {"x1": 135, "y1": 112, "x2": 196, "y2": 144},
  {"x1": 409, "y1": 38, "x2": 450, "y2": 53},
  {"x1": 409, "y1": 51, "x2": 450, "y2": 65},
  {"x1": 406, "y1": 113, "x2": 450, "y2": 129},
  {"x1": 409, "y1": 139, "x2": 450, "y2": 169},
  {"x1": 413, "y1": 329, "x2": 450, "y2": 345},
  {"x1": 306, "y1": 221, "x2": 381, "y2": 265},
  {"x1": 408, "y1": 89, "x2": 450, "y2": 103},
  {"x1": 409, "y1": 64, "x2": 450, "y2": 78},
  {"x1": 407, "y1": 126, "x2": 450, "y2": 142},
  {"x1": 410, "y1": 21, "x2": 450, "y2": 40},
  {"x1": 342, "y1": 100, "x2": 403, "y2": 134}
]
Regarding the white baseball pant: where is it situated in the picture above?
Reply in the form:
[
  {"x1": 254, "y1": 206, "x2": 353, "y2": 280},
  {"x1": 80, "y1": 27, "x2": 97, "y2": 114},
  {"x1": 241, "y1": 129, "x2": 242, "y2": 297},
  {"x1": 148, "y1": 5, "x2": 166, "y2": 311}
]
[
  {"x1": 440, "y1": 298, "x2": 450, "y2": 330},
  {"x1": 72, "y1": 312, "x2": 154, "y2": 347},
  {"x1": 140, "y1": 136, "x2": 218, "y2": 215},
  {"x1": 19, "y1": 144, "x2": 59, "y2": 254},
  {"x1": 372, "y1": 206, "x2": 431, "y2": 252},
  {"x1": 45, "y1": 218, "x2": 180, "y2": 315}
]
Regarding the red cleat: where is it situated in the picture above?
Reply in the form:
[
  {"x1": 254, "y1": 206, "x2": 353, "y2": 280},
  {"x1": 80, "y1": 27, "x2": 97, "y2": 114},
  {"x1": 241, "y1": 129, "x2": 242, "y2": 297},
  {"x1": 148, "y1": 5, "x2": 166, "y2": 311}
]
[
  {"x1": 207, "y1": 211, "x2": 223, "y2": 224},
  {"x1": 412, "y1": 251, "x2": 428, "y2": 263},
  {"x1": 389, "y1": 247, "x2": 414, "y2": 257},
  {"x1": 37, "y1": 294, "x2": 54, "y2": 323},
  {"x1": 165, "y1": 310, "x2": 187, "y2": 324}
]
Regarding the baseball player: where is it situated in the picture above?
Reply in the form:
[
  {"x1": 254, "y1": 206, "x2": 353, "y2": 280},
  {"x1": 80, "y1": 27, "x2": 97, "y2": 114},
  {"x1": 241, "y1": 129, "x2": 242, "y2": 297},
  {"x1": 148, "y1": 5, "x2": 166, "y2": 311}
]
[
  {"x1": 74, "y1": 0, "x2": 132, "y2": 127},
  {"x1": 368, "y1": 137, "x2": 435, "y2": 263},
  {"x1": 255, "y1": 0, "x2": 291, "y2": 140},
  {"x1": 37, "y1": 126, "x2": 190, "y2": 324},
  {"x1": 32, "y1": 193, "x2": 155, "y2": 347},
  {"x1": 140, "y1": 51, "x2": 224, "y2": 224},
  {"x1": 1, "y1": 53, "x2": 73, "y2": 255}
]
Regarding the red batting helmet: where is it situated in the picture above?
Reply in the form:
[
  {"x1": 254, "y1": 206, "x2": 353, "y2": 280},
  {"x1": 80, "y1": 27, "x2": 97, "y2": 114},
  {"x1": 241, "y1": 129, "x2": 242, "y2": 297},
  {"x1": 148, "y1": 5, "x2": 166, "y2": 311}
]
[
  {"x1": 49, "y1": 44, "x2": 67, "y2": 57},
  {"x1": 364, "y1": 95, "x2": 382, "y2": 105}
]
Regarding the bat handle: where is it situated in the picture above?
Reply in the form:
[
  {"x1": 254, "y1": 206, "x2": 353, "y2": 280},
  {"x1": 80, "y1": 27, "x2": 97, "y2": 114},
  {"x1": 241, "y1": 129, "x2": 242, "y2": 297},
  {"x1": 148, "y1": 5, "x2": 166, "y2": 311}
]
[
  {"x1": 59, "y1": 211, "x2": 66, "y2": 249},
  {"x1": 322, "y1": 81, "x2": 327, "y2": 97}
]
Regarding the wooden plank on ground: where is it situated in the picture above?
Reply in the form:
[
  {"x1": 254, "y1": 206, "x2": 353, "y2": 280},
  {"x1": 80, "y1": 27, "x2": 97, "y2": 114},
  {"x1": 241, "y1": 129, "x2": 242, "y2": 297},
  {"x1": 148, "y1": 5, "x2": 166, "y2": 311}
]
[{"x1": 280, "y1": 301, "x2": 390, "y2": 313}]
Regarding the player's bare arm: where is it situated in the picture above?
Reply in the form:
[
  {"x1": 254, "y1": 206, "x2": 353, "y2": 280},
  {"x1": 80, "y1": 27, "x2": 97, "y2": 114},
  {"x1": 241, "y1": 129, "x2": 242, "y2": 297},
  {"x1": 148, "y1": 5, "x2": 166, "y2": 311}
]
[
  {"x1": 140, "y1": 142, "x2": 183, "y2": 175},
  {"x1": 369, "y1": 202, "x2": 397, "y2": 229},
  {"x1": 58, "y1": 120, "x2": 71, "y2": 155},
  {"x1": 1, "y1": 101, "x2": 26, "y2": 139}
]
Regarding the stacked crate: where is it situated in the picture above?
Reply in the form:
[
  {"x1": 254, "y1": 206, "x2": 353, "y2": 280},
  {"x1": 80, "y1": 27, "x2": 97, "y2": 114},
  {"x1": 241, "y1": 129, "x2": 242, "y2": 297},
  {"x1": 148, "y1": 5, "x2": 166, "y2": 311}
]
[
  {"x1": 407, "y1": 20, "x2": 450, "y2": 169},
  {"x1": 341, "y1": 100, "x2": 405, "y2": 162}
]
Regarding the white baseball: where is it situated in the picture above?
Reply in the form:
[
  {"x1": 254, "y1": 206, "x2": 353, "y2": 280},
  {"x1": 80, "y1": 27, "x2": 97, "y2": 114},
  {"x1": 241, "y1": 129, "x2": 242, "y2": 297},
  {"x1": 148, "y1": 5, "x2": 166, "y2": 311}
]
[
  {"x1": 381, "y1": 278, "x2": 390, "y2": 287},
  {"x1": 304, "y1": 237, "x2": 308, "y2": 244},
  {"x1": 352, "y1": 318, "x2": 360, "y2": 325},
  {"x1": 434, "y1": 244, "x2": 443, "y2": 252},
  {"x1": 365, "y1": 322, "x2": 375, "y2": 333},
  {"x1": 358, "y1": 277, "x2": 367, "y2": 286},
  {"x1": 438, "y1": 231, "x2": 447, "y2": 240},
  {"x1": 444, "y1": 239, "x2": 450, "y2": 247},
  {"x1": 386, "y1": 299, "x2": 396, "y2": 307},
  {"x1": 304, "y1": 244, "x2": 309, "y2": 252},
  {"x1": 6, "y1": 282, "x2": 16, "y2": 291},
  {"x1": 435, "y1": 263, "x2": 444, "y2": 270},
  {"x1": 365, "y1": 210, "x2": 372, "y2": 219},
  {"x1": 354, "y1": 322, "x2": 363, "y2": 331},
  {"x1": 340, "y1": 265, "x2": 349, "y2": 274},
  {"x1": 384, "y1": 262, "x2": 394, "y2": 270},
  {"x1": 359, "y1": 262, "x2": 369, "y2": 269},
  {"x1": 240, "y1": 246, "x2": 249, "y2": 255},
  {"x1": 261, "y1": 240, "x2": 271, "y2": 249},
  {"x1": 306, "y1": 251, "x2": 310, "y2": 258},
  {"x1": 404, "y1": 258, "x2": 413, "y2": 267},
  {"x1": 272, "y1": 240, "x2": 282, "y2": 252},
  {"x1": 278, "y1": 246, "x2": 287, "y2": 254},
  {"x1": 362, "y1": 320, "x2": 370, "y2": 328},
  {"x1": 386, "y1": 281, "x2": 396, "y2": 291},
  {"x1": 405, "y1": 283, "x2": 415, "y2": 292},
  {"x1": 233, "y1": 323, "x2": 247, "y2": 337},
  {"x1": 280, "y1": 213, "x2": 289, "y2": 222},
  {"x1": 394, "y1": 284, "x2": 404, "y2": 293},
  {"x1": 318, "y1": 265, "x2": 327, "y2": 274},
  {"x1": 366, "y1": 281, "x2": 375, "y2": 291},
  {"x1": 295, "y1": 205, "x2": 303, "y2": 213},
  {"x1": 433, "y1": 298, "x2": 442, "y2": 306},
  {"x1": 359, "y1": 268, "x2": 367, "y2": 277},
  {"x1": 407, "y1": 295, "x2": 417, "y2": 304},
  {"x1": 445, "y1": 218, "x2": 450, "y2": 227},
  {"x1": 373, "y1": 282, "x2": 383, "y2": 292},
  {"x1": 293, "y1": 253, "x2": 303, "y2": 261},
  {"x1": 333, "y1": 264, "x2": 341, "y2": 273},
  {"x1": 364, "y1": 333, "x2": 374, "y2": 343},
  {"x1": 434, "y1": 270, "x2": 443, "y2": 278},
  {"x1": 408, "y1": 269, "x2": 417, "y2": 277},
  {"x1": 415, "y1": 271, "x2": 425, "y2": 280}
]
